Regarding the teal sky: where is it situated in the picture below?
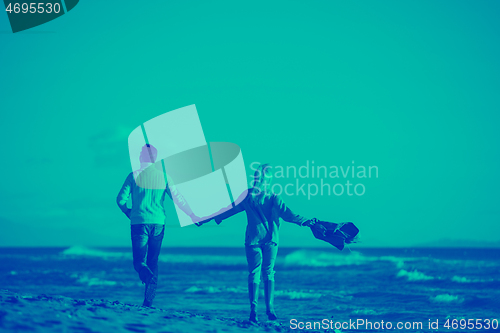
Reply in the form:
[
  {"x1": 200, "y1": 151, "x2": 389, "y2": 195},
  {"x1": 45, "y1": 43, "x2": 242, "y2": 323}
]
[{"x1": 1, "y1": 1, "x2": 499, "y2": 247}]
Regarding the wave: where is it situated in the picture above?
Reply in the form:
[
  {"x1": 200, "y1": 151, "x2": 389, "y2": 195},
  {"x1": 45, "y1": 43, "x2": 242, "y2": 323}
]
[
  {"x1": 71, "y1": 274, "x2": 117, "y2": 287},
  {"x1": 184, "y1": 286, "x2": 323, "y2": 299},
  {"x1": 451, "y1": 275, "x2": 470, "y2": 283},
  {"x1": 430, "y1": 258, "x2": 500, "y2": 269},
  {"x1": 159, "y1": 255, "x2": 246, "y2": 266},
  {"x1": 351, "y1": 308, "x2": 378, "y2": 315},
  {"x1": 284, "y1": 250, "x2": 409, "y2": 268},
  {"x1": 396, "y1": 269, "x2": 434, "y2": 281},
  {"x1": 451, "y1": 275, "x2": 499, "y2": 284},
  {"x1": 184, "y1": 286, "x2": 245, "y2": 294},
  {"x1": 62, "y1": 247, "x2": 496, "y2": 276},
  {"x1": 430, "y1": 294, "x2": 463, "y2": 303},
  {"x1": 275, "y1": 290, "x2": 323, "y2": 299},
  {"x1": 61, "y1": 246, "x2": 130, "y2": 259},
  {"x1": 60, "y1": 247, "x2": 246, "y2": 266},
  {"x1": 59, "y1": 247, "x2": 439, "y2": 271},
  {"x1": 167, "y1": 250, "x2": 412, "y2": 268}
]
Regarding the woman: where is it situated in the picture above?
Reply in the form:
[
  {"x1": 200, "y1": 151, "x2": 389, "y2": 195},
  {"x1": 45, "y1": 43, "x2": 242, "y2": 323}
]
[{"x1": 208, "y1": 163, "x2": 314, "y2": 323}]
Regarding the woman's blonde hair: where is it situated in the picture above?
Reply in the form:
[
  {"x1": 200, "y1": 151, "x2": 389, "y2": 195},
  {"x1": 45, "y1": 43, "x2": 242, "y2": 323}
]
[{"x1": 250, "y1": 163, "x2": 273, "y2": 205}]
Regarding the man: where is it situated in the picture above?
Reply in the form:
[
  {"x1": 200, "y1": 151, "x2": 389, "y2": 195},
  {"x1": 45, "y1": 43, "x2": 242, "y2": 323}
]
[{"x1": 116, "y1": 144, "x2": 197, "y2": 307}]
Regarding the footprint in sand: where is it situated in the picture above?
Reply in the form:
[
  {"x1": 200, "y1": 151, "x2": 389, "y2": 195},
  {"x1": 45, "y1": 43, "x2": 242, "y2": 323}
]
[
  {"x1": 39, "y1": 320, "x2": 62, "y2": 327},
  {"x1": 69, "y1": 325, "x2": 97, "y2": 333},
  {"x1": 124, "y1": 323, "x2": 148, "y2": 333}
]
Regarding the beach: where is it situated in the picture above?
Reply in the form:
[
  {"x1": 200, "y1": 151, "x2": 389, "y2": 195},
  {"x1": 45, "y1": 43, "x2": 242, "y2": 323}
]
[
  {"x1": 1, "y1": 247, "x2": 499, "y2": 332},
  {"x1": 0, "y1": 289, "x2": 298, "y2": 333}
]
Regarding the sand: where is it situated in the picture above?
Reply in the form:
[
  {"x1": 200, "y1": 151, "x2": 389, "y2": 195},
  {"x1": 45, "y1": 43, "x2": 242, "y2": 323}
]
[{"x1": 0, "y1": 289, "x2": 305, "y2": 333}]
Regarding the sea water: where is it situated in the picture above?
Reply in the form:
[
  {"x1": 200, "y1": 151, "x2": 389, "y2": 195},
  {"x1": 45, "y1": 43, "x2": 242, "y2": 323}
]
[{"x1": 1, "y1": 247, "x2": 499, "y2": 331}]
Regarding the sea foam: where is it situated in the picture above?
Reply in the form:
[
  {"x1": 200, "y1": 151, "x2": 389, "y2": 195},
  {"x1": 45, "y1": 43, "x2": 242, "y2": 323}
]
[
  {"x1": 275, "y1": 290, "x2": 323, "y2": 299},
  {"x1": 158, "y1": 254, "x2": 245, "y2": 266},
  {"x1": 396, "y1": 269, "x2": 434, "y2": 281},
  {"x1": 430, "y1": 294, "x2": 463, "y2": 303},
  {"x1": 284, "y1": 250, "x2": 408, "y2": 268},
  {"x1": 184, "y1": 286, "x2": 244, "y2": 294},
  {"x1": 451, "y1": 275, "x2": 470, "y2": 283},
  {"x1": 61, "y1": 246, "x2": 129, "y2": 259},
  {"x1": 73, "y1": 274, "x2": 117, "y2": 286}
]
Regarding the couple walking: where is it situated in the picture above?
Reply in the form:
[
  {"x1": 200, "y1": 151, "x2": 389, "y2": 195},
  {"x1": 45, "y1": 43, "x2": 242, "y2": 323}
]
[{"x1": 117, "y1": 144, "x2": 314, "y2": 322}]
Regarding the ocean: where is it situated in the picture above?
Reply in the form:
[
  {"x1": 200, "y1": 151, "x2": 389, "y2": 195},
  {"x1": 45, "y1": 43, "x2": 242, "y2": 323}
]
[{"x1": 1, "y1": 247, "x2": 499, "y2": 332}]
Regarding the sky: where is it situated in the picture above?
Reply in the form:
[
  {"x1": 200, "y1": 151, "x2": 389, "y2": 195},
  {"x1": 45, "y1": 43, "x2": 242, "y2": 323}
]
[{"x1": 0, "y1": 1, "x2": 499, "y2": 247}]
